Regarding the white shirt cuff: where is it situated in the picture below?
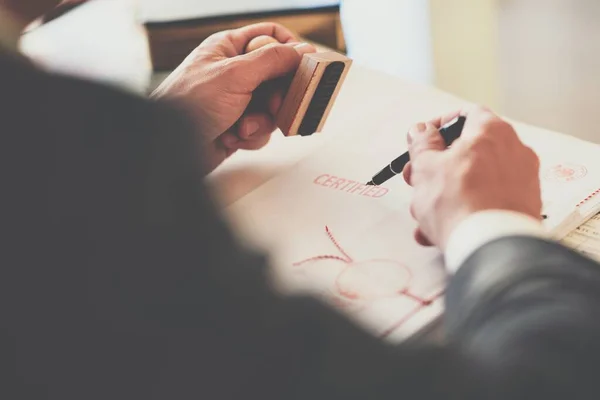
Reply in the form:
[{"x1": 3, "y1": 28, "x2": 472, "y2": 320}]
[{"x1": 444, "y1": 210, "x2": 549, "y2": 274}]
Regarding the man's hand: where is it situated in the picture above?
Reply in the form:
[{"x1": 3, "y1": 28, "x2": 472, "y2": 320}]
[
  {"x1": 403, "y1": 106, "x2": 542, "y2": 249},
  {"x1": 151, "y1": 23, "x2": 316, "y2": 171}
]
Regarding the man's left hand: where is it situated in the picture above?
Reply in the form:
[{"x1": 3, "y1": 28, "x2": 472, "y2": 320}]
[{"x1": 152, "y1": 23, "x2": 316, "y2": 171}]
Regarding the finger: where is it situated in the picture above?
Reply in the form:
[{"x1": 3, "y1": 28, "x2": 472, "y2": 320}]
[
  {"x1": 245, "y1": 79, "x2": 288, "y2": 116},
  {"x1": 236, "y1": 132, "x2": 273, "y2": 151},
  {"x1": 461, "y1": 106, "x2": 520, "y2": 143},
  {"x1": 455, "y1": 105, "x2": 497, "y2": 139},
  {"x1": 246, "y1": 35, "x2": 279, "y2": 53},
  {"x1": 221, "y1": 130, "x2": 273, "y2": 152},
  {"x1": 235, "y1": 42, "x2": 316, "y2": 92},
  {"x1": 402, "y1": 162, "x2": 412, "y2": 186},
  {"x1": 460, "y1": 104, "x2": 492, "y2": 118},
  {"x1": 237, "y1": 113, "x2": 276, "y2": 140},
  {"x1": 428, "y1": 109, "x2": 464, "y2": 130},
  {"x1": 426, "y1": 105, "x2": 490, "y2": 131},
  {"x1": 219, "y1": 131, "x2": 242, "y2": 152},
  {"x1": 410, "y1": 202, "x2": 417, "y2": 220},
  {"x1": 221, "y1": 114, "x2": 276, "y2": 152},
  {"x1": 228, "y1": 23, "x2": 299, "y2": 54},
  {"x1": 407, "y1": 122, "x2": 446, "y2": 160},
  {"x1": 414, "y1": 229, "x2": 434, "y2": 247},
  {"x1": 268, "y1": 90, "x2": 284, "y2": 117}
]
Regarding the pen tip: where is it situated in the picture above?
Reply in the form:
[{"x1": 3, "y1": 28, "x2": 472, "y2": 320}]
[{"x1": 366, "y1": 181, "x2": 375, "y2": 186}]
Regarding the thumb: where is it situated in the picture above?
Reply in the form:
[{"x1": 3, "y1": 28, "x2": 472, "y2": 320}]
[
  {"x1": 236, "y1": 43, "x2": 316, "y2": 91},
  {"x1": 407, "y1": 122, "x2": 446, "y2": 160}
]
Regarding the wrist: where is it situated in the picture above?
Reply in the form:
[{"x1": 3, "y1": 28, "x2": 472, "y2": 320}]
[
  {"x1": 443, "y1": 209, "x2": 548, "y2": 273},
  {"x1": 441, "y1": 203, "x2": 542, "y2": 249}
]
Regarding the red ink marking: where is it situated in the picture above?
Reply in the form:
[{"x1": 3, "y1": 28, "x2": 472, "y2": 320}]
[
  {"x1": 293, "y1": 227, "x2": 443, "y2": 335},
  {"x1": 325, "y1": 226, "x2": 353, "y2": 262},
  {"x1": 312, "y1": 175, "x2": 389, "y2": 198},
  {"x1": 350, "y1": 184, "x2": 365, "y2": 194},
  {"x1": 339, "y1": 180, "x2": 354, "y2": 191},
  {"x1": 292, "y1": 255, "x2": 348, "y2": 267},
  {"x1": 338, "y1": 289, "x2": 360, "y2": 300},
  {"x1": 577, "y1": 188, "x2": 600, "y2": 207},
  {"x1": 363, "y1": 186, "x2": 378, "y2": 197},
  {"x1": 346, "y1": 182, "x2": 358, "y2": 192},
  {"x1": 329, "y1": 178, "x2": 344, "y2": 189},
  {"x1": 380, "y1": 289, "x2": 445, "y2": 339},
  {"x1": 341, "y1": 180, "x2": 355, "y2": 191},
  {"x1": 544, "y1": 163, "x2": 587, "y2": 183},
  {"x1": 379, "y1": 306, "x2": 422, "y2": 339},
  {"x1": 323, "y1": 176, "x2": 336, "y2": 187},
  {"x1": 335, "y1": 259, "x2": 412, "y2": 301},
  {"x1": 372, "y1": 187, "x2": 388, "y2": 198},
  {"x1": 400, "y1": 288, "x2": 434, "y2": 305},
  {"x1": 313, "y1": 174, "x2": 329, "y2": 185}
]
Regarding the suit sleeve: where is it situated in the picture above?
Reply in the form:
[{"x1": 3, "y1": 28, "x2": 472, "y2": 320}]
[{"x1": 445, "y1": 236, "x2": 600, "y2": 399}]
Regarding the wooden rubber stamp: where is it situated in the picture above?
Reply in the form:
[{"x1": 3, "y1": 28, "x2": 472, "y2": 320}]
[
  {"x1": 245, "y1": 37, "x2": 352, "y2": 137},
  {"x1": 277, "y1": 52, "x2": 352, "y2": 136}
]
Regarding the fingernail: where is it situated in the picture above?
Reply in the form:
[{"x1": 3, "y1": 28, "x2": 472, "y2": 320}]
[
  {"x1": 294, "y1": 43, "x2": 315, "y2": 54},
  {"x1": 408, "y1": 122, "x2": 427, "y2": 139},
  {"x1": 246, "y1": 121, "x2": 260, "y2": 137},
  {"x1": 221, "y1": 133, "x2": 240, "y2": 149}
]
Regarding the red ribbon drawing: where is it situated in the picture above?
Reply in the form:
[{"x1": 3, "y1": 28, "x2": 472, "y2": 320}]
[{"x1": 293, "y1": 226, "x2": 444, "y2": 338}]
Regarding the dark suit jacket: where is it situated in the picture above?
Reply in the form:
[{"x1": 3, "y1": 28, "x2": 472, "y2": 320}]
[{"x1": 2, "y1": 49, "x2": 600, "y2": 400}]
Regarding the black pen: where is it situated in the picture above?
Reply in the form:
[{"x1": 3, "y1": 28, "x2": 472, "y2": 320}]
[{"x1": 366, "y1": 116, "x2": 467, "y2": 186}]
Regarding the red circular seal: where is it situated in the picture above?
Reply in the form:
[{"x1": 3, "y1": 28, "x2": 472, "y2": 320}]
[{"x1": 544, "y1": 163, "x2": 588, "y2": 182}]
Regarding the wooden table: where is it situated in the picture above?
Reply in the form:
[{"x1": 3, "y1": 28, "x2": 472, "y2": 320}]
[{"x1": 146, "y1": 5, "x2": 345, "y2": 71}]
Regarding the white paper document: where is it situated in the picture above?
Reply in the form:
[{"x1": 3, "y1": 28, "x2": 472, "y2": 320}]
[
  {"x1": 220, "y1": 59, "x2": 600, "y2": 342},
  {"x1": 515, "y1": 123, "x2": 600, "y2": 236},
  {"x1": 226, "y1": 141, "x2": 446, "y2": 343},
  {"x1": 225, "y1": 119, "x2": 600, "y2": 342}
]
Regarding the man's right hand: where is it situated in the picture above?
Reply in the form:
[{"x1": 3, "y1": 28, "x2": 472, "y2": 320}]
[{"x1": 403, "y1": 106, "x2": 543, "y2": 250}]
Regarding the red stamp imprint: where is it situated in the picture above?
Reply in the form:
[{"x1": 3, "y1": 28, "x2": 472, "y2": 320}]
[
  {"x1": 313, "y1": 174, "x2": 389, "y2": 198},
  {"x1": 293, "y1": 226, "x2": 443, "y2": 338},
  {"x1": 544, "y1": 163, "x2": 588, "y2": 183}
]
